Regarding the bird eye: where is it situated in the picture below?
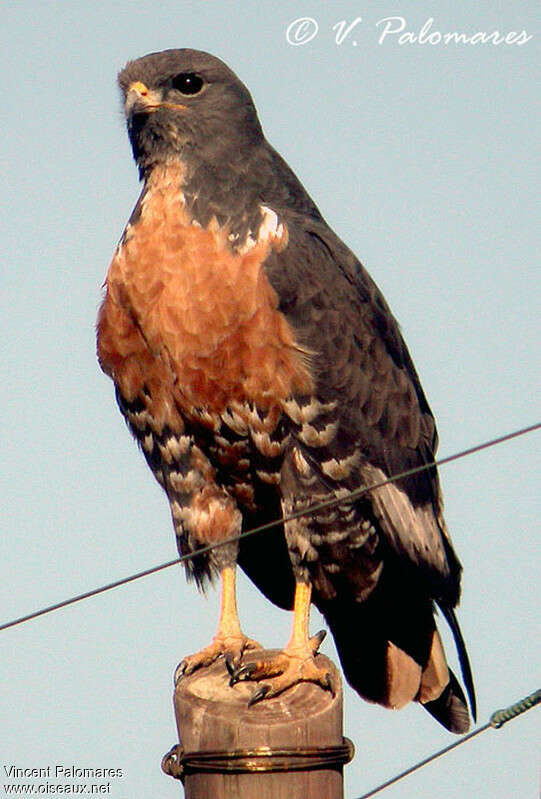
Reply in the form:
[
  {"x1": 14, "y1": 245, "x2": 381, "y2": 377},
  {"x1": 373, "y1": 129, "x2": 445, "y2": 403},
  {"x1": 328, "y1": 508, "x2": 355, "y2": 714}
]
[{"x1": 171, "y1": 72, "x2": 204, "y2": 95}]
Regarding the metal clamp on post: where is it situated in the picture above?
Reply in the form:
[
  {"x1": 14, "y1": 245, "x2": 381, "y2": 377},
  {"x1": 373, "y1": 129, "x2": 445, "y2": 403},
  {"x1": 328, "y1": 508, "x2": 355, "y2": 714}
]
[{"x1": 162, "y1": 738, "x2": 354, "y2": 781}]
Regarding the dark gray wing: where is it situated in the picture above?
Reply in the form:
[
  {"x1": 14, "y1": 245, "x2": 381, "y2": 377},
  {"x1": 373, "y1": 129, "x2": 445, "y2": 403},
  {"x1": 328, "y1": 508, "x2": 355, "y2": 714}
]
[{"x1": 264, "y1": 210, "x2": 462, "y2": 606}]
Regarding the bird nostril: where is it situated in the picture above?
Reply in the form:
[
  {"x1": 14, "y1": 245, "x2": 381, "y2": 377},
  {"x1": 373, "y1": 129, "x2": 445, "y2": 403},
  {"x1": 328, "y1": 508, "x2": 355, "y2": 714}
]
[{"x1": 129, "y1": 81, "x2": 149, "y2": 97}]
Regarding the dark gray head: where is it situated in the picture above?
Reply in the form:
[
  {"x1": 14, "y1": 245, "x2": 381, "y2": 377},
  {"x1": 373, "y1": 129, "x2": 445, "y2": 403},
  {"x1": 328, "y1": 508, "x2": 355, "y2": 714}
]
[{"x1": 118, "y1": 49, "x2": 264, "y2": 177}]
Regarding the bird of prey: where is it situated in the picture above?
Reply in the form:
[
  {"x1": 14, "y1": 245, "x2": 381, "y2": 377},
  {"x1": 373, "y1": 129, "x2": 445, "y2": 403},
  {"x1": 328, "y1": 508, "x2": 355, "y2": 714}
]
[{"x1": 97, "y1": 49, "x2": 475, "y2": 732}]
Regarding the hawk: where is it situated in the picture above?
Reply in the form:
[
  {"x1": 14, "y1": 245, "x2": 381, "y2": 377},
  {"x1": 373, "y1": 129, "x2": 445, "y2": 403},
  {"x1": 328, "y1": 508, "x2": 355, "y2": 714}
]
[{"x1": 97, "y1": 49, "x2": 476, "y2": 732}]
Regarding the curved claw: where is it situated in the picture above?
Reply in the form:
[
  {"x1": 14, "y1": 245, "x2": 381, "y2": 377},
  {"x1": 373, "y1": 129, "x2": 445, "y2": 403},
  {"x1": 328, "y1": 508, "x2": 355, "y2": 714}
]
[
  {"x1": 323, "y1": 671, "x2": 335, "y2": 696},
  {"x1": 309, "y1": 629, "x2": 327, "y2": 651},
  {"x1": 248, "y1": 684, "x2": 271, "y2": 706},
  {"x1": 175, "y1": 632, "x2": 262, "y2": 685},
  {"x1": 228, "y1": 644, "x2": 335, "y2": 702},
  {"x1": 174, "y1": 661, "x2": 187, "y2": 686},
  {"x1": 229, "y1": 662, "x2": 257, "y2": 686}
]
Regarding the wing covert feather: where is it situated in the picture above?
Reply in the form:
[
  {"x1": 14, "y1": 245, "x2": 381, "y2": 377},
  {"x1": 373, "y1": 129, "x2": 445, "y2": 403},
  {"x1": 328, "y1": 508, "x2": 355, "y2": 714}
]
[{"x1": 264, "y1": 213, "x2": 461, "y2": 603}]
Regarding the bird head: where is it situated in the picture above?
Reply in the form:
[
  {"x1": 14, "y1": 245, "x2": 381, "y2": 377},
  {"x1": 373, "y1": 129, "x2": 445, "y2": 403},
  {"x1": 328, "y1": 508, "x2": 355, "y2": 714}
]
[{"x1": 118, "y1": 49, "x2": 264, "y2": 178}]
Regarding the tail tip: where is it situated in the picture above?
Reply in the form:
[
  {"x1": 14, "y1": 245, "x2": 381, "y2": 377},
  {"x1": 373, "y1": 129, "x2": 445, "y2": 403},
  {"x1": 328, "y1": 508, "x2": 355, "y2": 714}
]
[{"x1": 423, "y1": 672, "x2": 472, "y2": 733}]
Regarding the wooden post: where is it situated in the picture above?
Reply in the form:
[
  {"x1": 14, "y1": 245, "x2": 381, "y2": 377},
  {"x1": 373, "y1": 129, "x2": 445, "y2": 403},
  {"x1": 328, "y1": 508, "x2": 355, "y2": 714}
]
[{"x1": 162, "y1": 649, "x2": 354, "y2": 798}]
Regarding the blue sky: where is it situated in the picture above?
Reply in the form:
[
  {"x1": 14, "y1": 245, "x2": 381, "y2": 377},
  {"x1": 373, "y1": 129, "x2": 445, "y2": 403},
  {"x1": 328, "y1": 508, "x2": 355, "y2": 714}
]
[{"x1": 1, "y1": 2, "x2": 539, "y2": 798}]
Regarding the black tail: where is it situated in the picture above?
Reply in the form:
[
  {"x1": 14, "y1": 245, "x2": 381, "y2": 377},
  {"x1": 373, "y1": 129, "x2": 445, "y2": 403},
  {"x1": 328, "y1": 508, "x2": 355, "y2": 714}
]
[
  {"x1": 438, "y1": 604, "x2": 477, "y2": 722},
  {"x1": 423, "y1": 671, "x2": 470, "y2": 732},
  {"x1": 318, "y1": 571, "x2": 475, "y2": 734}
]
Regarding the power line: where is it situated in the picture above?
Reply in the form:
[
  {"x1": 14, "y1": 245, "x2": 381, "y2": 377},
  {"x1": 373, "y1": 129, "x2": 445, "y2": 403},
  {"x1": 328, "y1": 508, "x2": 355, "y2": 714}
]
[
  {"x1": 353, "y1": 688, "x2": 541, "y2": 799},
  {"x1": 1, "y1": 421, "x2": 539, "y2": 634}
]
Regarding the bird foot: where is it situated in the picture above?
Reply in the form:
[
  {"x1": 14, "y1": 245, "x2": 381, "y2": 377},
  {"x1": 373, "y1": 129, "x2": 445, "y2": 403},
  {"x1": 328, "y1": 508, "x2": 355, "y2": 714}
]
[
  {"x1": 229, "y1": 630, "x2": 335, "y2": 704},
  {"x1": 174, "y1": 633, "x2": 262, "y2": 685}
]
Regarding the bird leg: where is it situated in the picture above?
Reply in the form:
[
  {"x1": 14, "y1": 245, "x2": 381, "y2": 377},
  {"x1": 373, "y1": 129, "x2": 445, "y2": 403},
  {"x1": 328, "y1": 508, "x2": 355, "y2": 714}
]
[
  {"x1": 229, "y1": 580, "x2": 334, "y2": 703},
  {"x1": 174, "y1": 566, "x2": 261, "y2": 683}
]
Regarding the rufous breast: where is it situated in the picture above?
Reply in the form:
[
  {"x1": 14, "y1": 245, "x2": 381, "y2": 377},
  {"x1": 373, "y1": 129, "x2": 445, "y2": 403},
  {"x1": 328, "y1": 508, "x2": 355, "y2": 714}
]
[{"x1": 97, "y1": 163, "x2": 314, "y2": 431}]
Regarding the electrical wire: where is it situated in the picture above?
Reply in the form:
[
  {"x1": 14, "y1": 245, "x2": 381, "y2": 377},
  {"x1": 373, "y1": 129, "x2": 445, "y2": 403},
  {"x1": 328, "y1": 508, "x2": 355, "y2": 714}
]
[
  {"x1": 353, "y1": 689, "x2": 541, "y2": 798},
  {"x1": 1, "y1": 421, "x2": 539, "y2": 634}
]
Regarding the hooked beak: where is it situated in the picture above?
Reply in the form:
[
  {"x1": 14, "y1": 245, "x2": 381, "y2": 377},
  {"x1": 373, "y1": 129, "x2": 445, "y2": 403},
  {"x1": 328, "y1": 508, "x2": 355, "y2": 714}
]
[{"x1": 125, "y1": 81, "x2": 187, "y2": 116}]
